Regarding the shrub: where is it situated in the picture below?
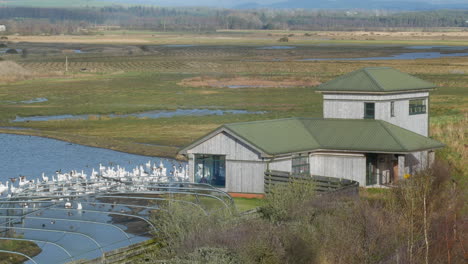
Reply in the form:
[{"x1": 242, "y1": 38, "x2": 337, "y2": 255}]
[
  {"x1": 259, "y1": 179, "x2": 316, "y2": 222},
  {"x1": 278, "y1": 37, "x2": 288, "y2": 42}
]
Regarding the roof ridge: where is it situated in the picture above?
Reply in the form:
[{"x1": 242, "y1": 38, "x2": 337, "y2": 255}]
[
  {"x1": 298, "y1": 118, "x2": 321, "y2": 147},
  {"x1": 377, "y1": 120, "x2": 408, "y2": 151},
  {"x1": 363, "y1": 68, "x2": 385, "y2": 92},
  {"x1": 225, "y1": 117, "x2": 322, "y2": 126}
]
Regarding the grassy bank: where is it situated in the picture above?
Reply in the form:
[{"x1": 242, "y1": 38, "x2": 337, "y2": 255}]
[{"x1": 0, "y1": 239, "x2": 41, "y2": 264}]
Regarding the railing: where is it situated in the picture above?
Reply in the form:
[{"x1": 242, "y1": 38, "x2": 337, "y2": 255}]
[{"x1": 264, "y1": 170, "x2": 359, "y2": 196}]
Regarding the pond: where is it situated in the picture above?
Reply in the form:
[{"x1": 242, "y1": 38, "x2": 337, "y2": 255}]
[
  {"x1": 299, "y1": 47, "x2": 468, "y2": 61},
  {"x1": 12, "y1": 108, "x2": 266, "y2": 122},
  {"x1": 0, "y1": 133, "x2": 183, "y2": 183},
  {"x1": 257, "y1": 46, "x2": 296, "y2": 50},
  {"x1": 0, "y1": 133, "x2": 185, "y2": 263}
]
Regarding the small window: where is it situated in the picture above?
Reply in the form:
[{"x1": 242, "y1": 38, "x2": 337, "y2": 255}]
[
  {"x1": 364, "y1": 102, "x2": 375, "y2": 119},
  {"x1": 292, "y1": 154, "x2": 309, "y2": 175},
  {"x1": 390, "y1": 101, "x2": 395, "y2": 117},
  {"x1": 409, "y1": 99, "x2": 426, "y2": 115}
]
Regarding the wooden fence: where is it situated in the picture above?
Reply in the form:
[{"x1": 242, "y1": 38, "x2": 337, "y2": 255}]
[{"x1": 264, "y1": 170, "x2": 359, "y2": 196}]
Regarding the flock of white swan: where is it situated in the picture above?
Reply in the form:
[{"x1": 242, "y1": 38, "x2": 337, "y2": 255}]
[{"x1": 0, "y1": 160, "x2": 189, "y2": 198}]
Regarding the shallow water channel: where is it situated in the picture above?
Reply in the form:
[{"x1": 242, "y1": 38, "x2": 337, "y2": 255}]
[
  {"x1": 12, "y1": 109, "x2": 265, "y2": 122},
  {"x1": 0, "y1": 133, "x2": 186, "y2": 264}
]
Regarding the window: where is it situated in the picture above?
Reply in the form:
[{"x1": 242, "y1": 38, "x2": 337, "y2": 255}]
[
  {"x1": 292, "y1": 154, "x2": 309, "y2": 175},
  {"x1": 409, "y1": 99, "x2": 426, "y2": 115},
  {"x1": 390, "y1": 101, "x2": 395, "y2": 117},
  {"x1": 364, "y1": 102, "x2": 375, "y2": 119},
  {"x1": 194, "y1": 155, "x2": 226, "y2": 187}
]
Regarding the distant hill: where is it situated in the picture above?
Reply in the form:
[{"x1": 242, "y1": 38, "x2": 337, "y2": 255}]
[
  {"x1": 262, "y1": 0, "x2": 468, "y2": 10},
  {"x1": 1, "y1": 0, "x2": 467, "y2": 10}
]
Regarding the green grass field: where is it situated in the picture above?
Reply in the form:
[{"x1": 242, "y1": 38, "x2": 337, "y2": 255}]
[{"x1": 0, "y1": 31, "x2": 466, "y2": 158}]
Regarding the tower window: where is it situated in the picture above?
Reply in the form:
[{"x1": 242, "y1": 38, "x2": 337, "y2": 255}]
[
  {"x1": 364, "y1": 102, "x2": 375, "y2": 119},
  {"x1": 390, "y1": 101, "x2": 395, "y2": 117},
  {"x1": 409, "y1": 99, "x2": 426, "y2": 115}
]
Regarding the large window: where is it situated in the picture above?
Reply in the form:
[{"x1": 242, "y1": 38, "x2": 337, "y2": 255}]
[
  {"x1": 292, "y1": 154, "x2": 309, "y2": 175},
  {"x1": 409, "y1": 99, "x2": 426, "y2": 115},
  {"x1": 364, "y1": 102, "x2": 375, "y2": 119},
  {"x1": 194, "y1": 155, "x2": 226, "y2": 187}
]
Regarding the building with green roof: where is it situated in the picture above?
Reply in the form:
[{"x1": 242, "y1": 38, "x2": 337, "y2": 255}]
[{"x1": 179, "y1": 67, "x2": 444, "y2": 194}]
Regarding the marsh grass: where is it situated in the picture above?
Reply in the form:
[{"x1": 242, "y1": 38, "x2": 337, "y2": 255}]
[{"x1": 0, "y1": 36, "x2": 466, "y2": 157}]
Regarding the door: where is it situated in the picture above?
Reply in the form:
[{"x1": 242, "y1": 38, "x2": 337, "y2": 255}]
[{"x1": 366, "y1": 154, "x2": 378, "y2": 185}]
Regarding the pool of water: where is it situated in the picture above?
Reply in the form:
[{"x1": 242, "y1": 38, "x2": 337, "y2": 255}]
[
  {"x1": 20, "y1": 98, "x2": 48, "y2": 104},
  {"x1": 257, "y1": 46, "x2": 296, "y2": 50},
  {"x1": 0, "y1": 133, "x2": 182, "y2": 183},
  {"x1": 12, "y1": 109, "x2": 265, "y2": 122},
  {"x1": 406, "y1": 45, "x2": 468, "y2": 51},
  {"x1": 299, "y1": 51, "x2": 468, "y2": 61},
  {"x1": 0, "y1": 133, "x2": 183, "y2": 263},
  {"x1": 162, "y1": 44, "x2": 197, "y2": 48}
]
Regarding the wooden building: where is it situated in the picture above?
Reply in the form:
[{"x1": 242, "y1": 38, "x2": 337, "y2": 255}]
[{"x1": 178, "y1": 67, "x2": 445, "y2": 194}]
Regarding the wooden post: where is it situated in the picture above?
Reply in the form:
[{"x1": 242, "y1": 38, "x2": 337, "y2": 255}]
[
  {"x1": 398, "y1": 155, "x2": 406, "y2": 180},
  {"x1": 65, "y1": 56, "x2": 68, "y2": 72}
]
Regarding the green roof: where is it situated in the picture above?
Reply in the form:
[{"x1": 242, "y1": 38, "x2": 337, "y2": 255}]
[
  {"x1": 316, "y1": 67, "x2": 436, "y2": 93},
  {"x1": 217, "y1": 118, "x2": 444, "y2": 155}
]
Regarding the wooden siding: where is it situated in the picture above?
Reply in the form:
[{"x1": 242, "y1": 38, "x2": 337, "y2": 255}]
[
  {"x1": 323, "y1": 92, "x2": 429, "y2": 136},
  {"x1": 268, "y1": 158, "x2": 292, "y2": 172},
  {"x1": 187, "y1": 132, "x2": 262, "y2": 160},
  {"x1": 226, "y1": 161, "x2": 265, "y2": 193},
  {"x1": 309, "y1": 153, "x2": 366, "y2": 186},
  {"x1": 186, "y1": 131, "x2": 265, "y2": 193}
]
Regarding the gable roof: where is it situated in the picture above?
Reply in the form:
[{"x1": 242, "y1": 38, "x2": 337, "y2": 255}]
[
  {"x1": 316, "y1": 67, "x2": 436, "y2": 93},
  {"x1": 179, "y1": 118, "x2": 444, "y2": 156}
]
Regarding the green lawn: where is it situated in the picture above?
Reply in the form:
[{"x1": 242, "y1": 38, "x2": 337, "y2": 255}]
[{"x1": 233, "y1": 197, "x2": 263, "y2": 212}]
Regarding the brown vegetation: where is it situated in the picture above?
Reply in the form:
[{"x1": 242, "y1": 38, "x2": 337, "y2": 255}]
[
  {"x1": 141, "y1": 161, "x2": 466, "y2": 264},
  {"x1": 178, "y1": 76, "x2": 320, "y2": 88}
]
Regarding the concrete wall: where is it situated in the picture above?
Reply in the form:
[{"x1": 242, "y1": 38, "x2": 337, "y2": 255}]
[
  {"x1": 323, "y1": 92, "x2": 429, "y2": 136},
  {"x1": 309, "y1": 152, "x2": 366, "y2": 186}
]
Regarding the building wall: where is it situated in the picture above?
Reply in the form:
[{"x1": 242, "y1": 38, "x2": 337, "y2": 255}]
[
  {"x1": 186, "y1": 132, "x2": 266, "y2": 193},
  {"x1": 226, "y1": 161, "x2": 265, "y2": 193},
  {"x1": 323, "y1": 92, "x2": 429, "y2": 136},
  {"x1": 309, "y1": 152, "x2": 366, "y2": 186},
  {"x1": 268, "y1": 157, "x2": 292, "y2": 172},
  {"x1": 187, "y1": 132, "x2": 261, "y2": 160}
]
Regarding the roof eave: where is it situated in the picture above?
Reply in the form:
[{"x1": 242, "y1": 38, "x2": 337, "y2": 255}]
[
  {"x1": 178, "y1": 126, "x2": 271, "y2": 157},
  {"x1": 268, "y1": 145, "x2": 445, "y2": 156},
  {"x1": 315, "y1": 88, "x2": 436, "y2": 94}
]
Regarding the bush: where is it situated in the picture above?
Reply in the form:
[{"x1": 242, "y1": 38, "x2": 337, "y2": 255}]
[
  {"x1": 259, "y1": 179, "x2": 316, "y2": 222},
  {"x1": 278, "y1": 37, "x2": 288, "y2": 42}
]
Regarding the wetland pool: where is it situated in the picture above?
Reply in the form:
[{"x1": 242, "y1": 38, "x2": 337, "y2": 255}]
[
  {"x1": 0, "y1": 133, "x2": 184, "y2": 264},
  {"x1": 12, "y1": 109, "x2": 266, "y2": 122}
]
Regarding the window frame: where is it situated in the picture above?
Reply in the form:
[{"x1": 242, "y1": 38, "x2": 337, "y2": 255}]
[
  {"x1": 291, "y1": 154, "x2": 310, "y2": 175},
  {"x1": 364, "y1": 102, "x2": 375, "y2": 119},
  {"x1": 409, "y1": 98, "x2": 427, "y2": 115},
  {"x1": 390, "y1": 101, "x2": 395, "y2": 117}
]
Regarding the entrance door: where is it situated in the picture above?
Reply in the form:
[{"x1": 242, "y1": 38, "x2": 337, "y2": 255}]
[
  {"x1": 366, "y1": 154, "x2": 378, "y2": 185},
  {"x1": 194, "y1": 155, "x2": 226, "y2": 187}
]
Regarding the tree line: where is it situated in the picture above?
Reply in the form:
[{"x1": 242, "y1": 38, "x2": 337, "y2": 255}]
[{"x1": 0, "y1": 7, "x2": 466, "y2": 34}]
